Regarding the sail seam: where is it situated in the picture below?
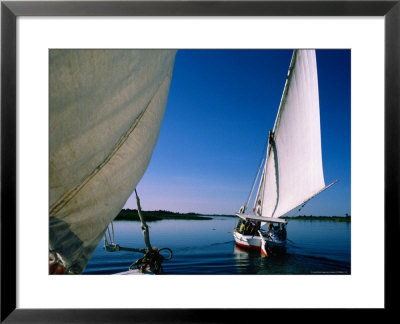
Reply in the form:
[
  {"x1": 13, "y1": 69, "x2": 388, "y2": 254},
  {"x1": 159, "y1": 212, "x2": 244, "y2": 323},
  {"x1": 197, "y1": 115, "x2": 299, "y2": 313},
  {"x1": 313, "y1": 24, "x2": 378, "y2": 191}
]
[
  {"x1": 49, "y1": 76, "x2": 169, "y2": 216},
  {"x1": 49, "y1": 108, "x2": 146, "y2": 215}
]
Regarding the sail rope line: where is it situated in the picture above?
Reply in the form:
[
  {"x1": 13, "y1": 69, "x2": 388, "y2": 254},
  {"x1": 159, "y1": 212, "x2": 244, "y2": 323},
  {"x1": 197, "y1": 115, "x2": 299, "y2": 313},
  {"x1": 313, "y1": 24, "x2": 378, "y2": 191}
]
[
  {"x1": 243, "y1": 135, "x2": 269, "y2": 212},
  {"x1": 104, "y1": 221, "x2": 119, "y2": 251},
  {"x1": 50, "y1": 74, "x2": 172, "y2": 216},
  {"x1": 103, "y1": 189, "x2": 173, "y2": 274},
  {"x1": 283, "y1": 180, "x2": 339, "y2": 218},
  {"x1": 290, "y1": 202, "x2": 308, "y2": 217},
  {"x1": 107, "y1": 221, "x2": 115, "y2": 244}
]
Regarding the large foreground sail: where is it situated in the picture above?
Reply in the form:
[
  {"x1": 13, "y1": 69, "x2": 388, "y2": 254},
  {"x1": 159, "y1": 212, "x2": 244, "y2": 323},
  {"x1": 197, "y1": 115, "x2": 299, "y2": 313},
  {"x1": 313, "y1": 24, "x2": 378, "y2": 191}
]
[
  {"x1": 49, "y1": 50, "x2": 176, "y2": 273},
  {"x1": 256, "y1": 49, "x2": 326, "y2": 218}
]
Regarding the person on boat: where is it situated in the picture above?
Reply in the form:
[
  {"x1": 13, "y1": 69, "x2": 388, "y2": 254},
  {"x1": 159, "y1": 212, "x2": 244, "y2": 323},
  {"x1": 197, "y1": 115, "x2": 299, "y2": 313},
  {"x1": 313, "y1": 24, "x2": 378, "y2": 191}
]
[
  {"x1": 248, "y1": 221, "x2": 258, "y2": 236},
  {"x1": 248, "y1": 221, "x2": 260, "y2": 236},
  {"x1": 280, "y1": 223, "x2": 287, "y2": 240},
  {"x1": 267, "y1": 223, "x2": 278, "y2": 239},
  {"x1": 239, "y1": 221, "x2": 246, "y2": 234},
  {"x1": 245, "y1": 221, "x2": 252, "y2": 234}
]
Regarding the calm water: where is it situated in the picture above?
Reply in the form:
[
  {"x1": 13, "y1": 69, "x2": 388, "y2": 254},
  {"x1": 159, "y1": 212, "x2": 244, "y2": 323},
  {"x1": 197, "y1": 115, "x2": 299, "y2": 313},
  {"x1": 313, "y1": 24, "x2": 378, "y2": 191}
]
[{"x1": 83, "y1": 216, "x2": 351, "y2": 275}]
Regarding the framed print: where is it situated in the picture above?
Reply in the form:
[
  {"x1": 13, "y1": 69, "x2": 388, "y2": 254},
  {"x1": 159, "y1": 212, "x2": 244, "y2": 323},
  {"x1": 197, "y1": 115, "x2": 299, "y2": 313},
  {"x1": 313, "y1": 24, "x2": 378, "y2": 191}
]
[{"x1": 1, "y1": 0, "x2": 399, "y2": 322}]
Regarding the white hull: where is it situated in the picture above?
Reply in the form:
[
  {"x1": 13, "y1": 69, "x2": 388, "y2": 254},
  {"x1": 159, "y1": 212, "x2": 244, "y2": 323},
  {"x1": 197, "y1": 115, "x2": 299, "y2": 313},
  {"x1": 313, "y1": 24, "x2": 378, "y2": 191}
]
[
  {"x1": 233, "y1": 230, "x2": 286, "y2": 256},
  {"x1": 233, "y1": 231, "x2": 262, "y2": 249}
]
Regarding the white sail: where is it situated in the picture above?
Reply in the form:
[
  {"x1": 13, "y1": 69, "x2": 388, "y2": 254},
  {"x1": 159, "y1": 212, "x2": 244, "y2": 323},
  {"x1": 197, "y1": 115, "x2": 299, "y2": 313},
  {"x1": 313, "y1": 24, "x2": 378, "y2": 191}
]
[
  {"x1": 256, "y1": 49, "x2": 326, "y2": 218},
  {"x1": 49, "y1": 50, "x2": 176, "y2": 273}
]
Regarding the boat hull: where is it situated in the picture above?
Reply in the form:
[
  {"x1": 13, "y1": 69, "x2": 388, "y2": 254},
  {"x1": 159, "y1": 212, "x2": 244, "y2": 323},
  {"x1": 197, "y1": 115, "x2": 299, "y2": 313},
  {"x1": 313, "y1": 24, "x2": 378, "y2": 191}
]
[
  {"x1": 260, "y1": 235, "x2": 286, "y2": 257},
  {"x1": 233, "y1": 230, "x2": 286, "y2": 256},
  {"x1": 113, "y1": 269, "x2": 153, "y2": 275},
  {"x1": 233, "y1": 231, "x2": 262, "y2": 249}
]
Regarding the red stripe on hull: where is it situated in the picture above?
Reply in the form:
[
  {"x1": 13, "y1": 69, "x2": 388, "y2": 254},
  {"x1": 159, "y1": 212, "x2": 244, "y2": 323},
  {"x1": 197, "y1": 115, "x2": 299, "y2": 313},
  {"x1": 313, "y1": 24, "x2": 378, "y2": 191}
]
[{"x1": 235, "y1": 240, "x2": 261, "y2": 251}]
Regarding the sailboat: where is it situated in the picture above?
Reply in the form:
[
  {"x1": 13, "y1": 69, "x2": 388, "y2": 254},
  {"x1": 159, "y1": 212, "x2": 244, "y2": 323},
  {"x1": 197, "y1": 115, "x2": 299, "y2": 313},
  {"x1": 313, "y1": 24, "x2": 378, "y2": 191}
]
[
  {"x1": 49, "y1": 49, "x2": 177, "y2": 274},
  {"x1": 233, "y1": 49, "x2": 337, "y2": 257}
]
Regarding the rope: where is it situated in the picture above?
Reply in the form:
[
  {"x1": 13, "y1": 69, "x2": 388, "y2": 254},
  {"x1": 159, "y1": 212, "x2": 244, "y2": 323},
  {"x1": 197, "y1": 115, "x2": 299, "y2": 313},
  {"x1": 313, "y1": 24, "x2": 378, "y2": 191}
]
[
  {"x1": 290, "y1": 202, "x2": 308, "y2": 217},
  {"x1": 104, "y1": 241, "x2": 173, "y2": 273},
  {"x1": 244, "y1": 137, "x2": 269, "y2": 211},
  {"x1": 104, "y1": 221, "x2": 117, "y2": 250},
  {"x1": 106, "y1": 226, "x2": 113, "y2": 244},
  {"x1": 103, "y1": 190, "x2": 174, "y2": 274},
  {"x1": 110, "y1": 222, "x2": 115, "y2": 242},
  {"x1": 129, "y1": 248, "x2": 173, "y2": 274}
]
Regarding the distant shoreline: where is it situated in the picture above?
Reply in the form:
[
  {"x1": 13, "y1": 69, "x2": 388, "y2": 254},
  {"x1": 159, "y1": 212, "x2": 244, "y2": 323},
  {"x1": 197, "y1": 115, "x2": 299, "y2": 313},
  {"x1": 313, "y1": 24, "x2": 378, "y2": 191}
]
[
  {"x1": 114, "y1": 209, "x2": 350, "y2": 222},
  {"x1": 114, "y1": 209, "x2": 214, "y2": 221},
  {"x1": 283, "y1": 215, "x2": 351, "y2": 222}
]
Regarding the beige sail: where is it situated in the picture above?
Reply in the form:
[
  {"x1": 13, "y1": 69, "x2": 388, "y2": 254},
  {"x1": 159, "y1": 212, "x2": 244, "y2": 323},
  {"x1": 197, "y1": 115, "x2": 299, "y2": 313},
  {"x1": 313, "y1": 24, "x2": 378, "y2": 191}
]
[
  {"x1": 49, "y1": 49, "x2": 176, "y2": 273},
  {"x1": 256, "y1": 50, "x2": 326, "y2": 218}
]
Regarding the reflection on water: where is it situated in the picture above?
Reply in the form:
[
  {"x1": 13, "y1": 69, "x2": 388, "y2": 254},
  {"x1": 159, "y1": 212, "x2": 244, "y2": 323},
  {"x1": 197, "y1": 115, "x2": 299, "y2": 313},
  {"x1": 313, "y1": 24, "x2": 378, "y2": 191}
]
[{"x1": 83, "y1": 216, "x2": 350, "y2": 275}]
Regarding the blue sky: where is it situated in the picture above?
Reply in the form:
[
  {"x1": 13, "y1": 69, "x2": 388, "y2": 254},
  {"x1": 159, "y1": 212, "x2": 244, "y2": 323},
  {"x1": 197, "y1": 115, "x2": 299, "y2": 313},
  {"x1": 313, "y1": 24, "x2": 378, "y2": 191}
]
[{"x1": 124, "y1": 49, "x2": 351, "y2": 216}]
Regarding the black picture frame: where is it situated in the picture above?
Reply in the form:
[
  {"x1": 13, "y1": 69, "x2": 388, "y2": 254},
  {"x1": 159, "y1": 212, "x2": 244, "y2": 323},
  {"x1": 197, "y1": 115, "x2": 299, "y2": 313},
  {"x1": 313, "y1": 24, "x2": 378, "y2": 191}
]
[{"x1": 1, "y1": 1, "x2": 398, "y2": 322}]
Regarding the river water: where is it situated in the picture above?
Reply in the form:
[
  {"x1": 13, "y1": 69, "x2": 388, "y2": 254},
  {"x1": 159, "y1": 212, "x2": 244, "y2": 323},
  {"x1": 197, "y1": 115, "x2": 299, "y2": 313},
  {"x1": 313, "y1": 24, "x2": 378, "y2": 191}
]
[{"x1": 83, "y1": 216, "x2": 350, "y2": 275}]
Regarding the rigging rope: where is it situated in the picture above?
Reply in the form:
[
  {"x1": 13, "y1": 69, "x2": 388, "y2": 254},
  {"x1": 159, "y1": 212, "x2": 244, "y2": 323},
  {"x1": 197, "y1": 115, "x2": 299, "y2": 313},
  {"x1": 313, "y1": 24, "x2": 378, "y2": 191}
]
[
  {"x1": 290, "y1": 202, "x2": 308, "y2": 217},
  {"x1": 129, "y1": 247, "x2": 173, "y2": 274},
  {"x1": 103, "y1": 189, "x2": 173, "y2": 274},
  {"x1": 244, "y1": 136, "x2": 269, "y2": 211}
]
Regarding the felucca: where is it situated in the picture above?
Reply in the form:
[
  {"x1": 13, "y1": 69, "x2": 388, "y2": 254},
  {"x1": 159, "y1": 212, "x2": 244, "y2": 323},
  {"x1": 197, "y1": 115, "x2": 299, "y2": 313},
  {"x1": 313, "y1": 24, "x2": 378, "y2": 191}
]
[{"x1": 234, "y1": 49, "x2": 337, "y2": 257}]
